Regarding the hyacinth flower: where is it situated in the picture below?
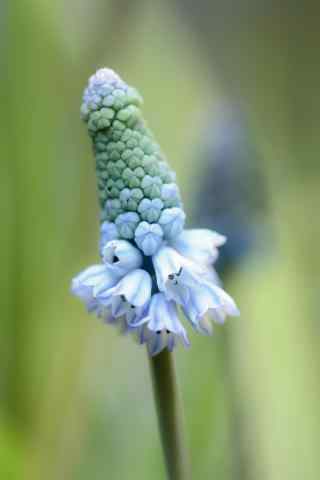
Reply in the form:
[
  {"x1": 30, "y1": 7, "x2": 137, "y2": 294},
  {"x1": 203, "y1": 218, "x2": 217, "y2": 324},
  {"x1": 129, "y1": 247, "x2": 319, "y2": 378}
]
[
  {"x1": 72, "y1": 68, "x2": 239, "y2": 353},
  {"x1": 71, "y1": 68, "x2": 239, "y2": 479}
]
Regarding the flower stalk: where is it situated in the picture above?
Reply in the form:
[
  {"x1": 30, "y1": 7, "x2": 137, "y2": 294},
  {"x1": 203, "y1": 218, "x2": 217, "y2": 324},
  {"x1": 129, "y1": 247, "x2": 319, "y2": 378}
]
[{"x1": 149, "y1": 349, "x2": 190, "y2": 480}]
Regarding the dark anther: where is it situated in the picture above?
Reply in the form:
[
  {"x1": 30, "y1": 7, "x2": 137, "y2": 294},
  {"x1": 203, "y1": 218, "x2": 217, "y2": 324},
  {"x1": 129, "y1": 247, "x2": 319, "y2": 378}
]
[
  {"x1": 177, "y1": 267, "x2": 183, "y2": 276},
  {"x1": 113, "y1": 255, "x2": 119, "y2": 263},
  {"x1": 156, "y1": 330, "x2": 161, "y2": 334},
  {"x1": 168, "y1": 273, "x2": 175, "y2": 280},
  {"x1": 166, "y1": 329, "x2": 171, "y2": 334},
  {"x1": 120, "y1": 295, "x2": 126, "y2": 301}
]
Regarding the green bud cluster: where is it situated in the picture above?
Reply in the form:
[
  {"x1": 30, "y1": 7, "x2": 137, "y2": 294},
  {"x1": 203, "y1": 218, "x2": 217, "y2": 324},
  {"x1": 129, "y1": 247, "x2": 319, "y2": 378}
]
[{"x1": 81, "y1": 69, "x2": 182, "y2": 238}]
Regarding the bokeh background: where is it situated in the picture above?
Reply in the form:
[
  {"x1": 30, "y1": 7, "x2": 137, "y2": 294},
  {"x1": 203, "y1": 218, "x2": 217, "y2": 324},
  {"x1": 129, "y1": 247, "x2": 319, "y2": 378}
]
[{"x1": 2, "y1": 1, "x2": 320, "y2": 479}]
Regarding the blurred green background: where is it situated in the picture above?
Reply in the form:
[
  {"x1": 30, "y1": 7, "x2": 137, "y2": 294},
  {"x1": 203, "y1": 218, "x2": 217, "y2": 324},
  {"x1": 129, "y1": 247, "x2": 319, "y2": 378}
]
[{"x1": 2, "y1": 1, "x2": 320, "y2": 479}]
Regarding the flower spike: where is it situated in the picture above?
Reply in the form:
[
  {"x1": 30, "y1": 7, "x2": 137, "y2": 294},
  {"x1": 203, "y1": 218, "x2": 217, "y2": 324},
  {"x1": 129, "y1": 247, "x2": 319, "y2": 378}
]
[{"x1": 71, "y1": 68, "x2": 239, "y2": 354}]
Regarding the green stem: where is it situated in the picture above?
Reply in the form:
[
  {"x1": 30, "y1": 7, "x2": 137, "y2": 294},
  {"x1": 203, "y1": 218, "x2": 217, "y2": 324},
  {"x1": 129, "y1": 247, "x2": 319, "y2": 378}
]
[{"x1": 149, "y1": 349, "x2": 190, "y2": 480}]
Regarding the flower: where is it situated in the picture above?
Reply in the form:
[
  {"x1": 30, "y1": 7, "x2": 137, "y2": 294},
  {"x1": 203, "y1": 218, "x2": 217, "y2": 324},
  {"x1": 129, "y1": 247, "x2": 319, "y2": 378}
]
[
  {"x1": 152, "y1": 244, "x2": 239, "y2": 334},
  {"x1": 71, "y1": 68, "x2": 239, "y2": 355},
  {"x1": 71, "y1": 240, "x2": 150, "y2": 329},
  {"x1": 96, "y1": 269, "x2": 152, "y2": 326},
  {"x1": 133, "y1": 293, "x2": 190, "y2": 356},
  {"x1": 71, "y1": 264, "x2": 120, "y2": 317},
  {"x1": 101, "y1": 239, "x2": 143, "y2": 275}
]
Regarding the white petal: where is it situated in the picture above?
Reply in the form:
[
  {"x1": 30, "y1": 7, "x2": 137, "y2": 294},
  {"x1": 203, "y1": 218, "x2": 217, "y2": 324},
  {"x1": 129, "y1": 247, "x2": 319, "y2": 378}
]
[
  {"x1": 212, "y1": 286, "x2": 240, "y2": 317},
  {"x1": 71, "y1": 265, "x2": 107, "y2": 292},
  {"x1": 147, "y1": 293, "x2": 189, "y2": 338},
  {"x1": 184, "y1": 288, "x2": 211, "y2": 322},
  {"x1": 102, "y1": 239, "x2": 143, "y2": 275},
  {"x1": 203, "y1": 266, "x2": 222, "y2": 286},
  {"x1": 171, "y1": 228, "x2": 226, "y2": 265},
  {"x1": 152, "y1": 246, "x2": 184, "y2": 291},
  {"x1": 110, "y1": 297, "x2": 126, "y2": 317},
  {"x1": 126, "y1": 302, "x2": 150, "y2": 327},
  {"x1": 109, "y1": 269, "x2": 152, "y2": 306},
  {"x1": 91, "y1": 268, "x2": 121, "y2": 297}
]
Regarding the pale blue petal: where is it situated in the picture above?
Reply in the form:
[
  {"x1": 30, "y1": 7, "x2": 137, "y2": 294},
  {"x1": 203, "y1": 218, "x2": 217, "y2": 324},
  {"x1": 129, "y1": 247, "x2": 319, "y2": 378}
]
[
  {"x1": 102, "y1": 239, "x2": 143, "y2": 275},
  {"x1": 111, "y1": 296, "x2": 127, "y2": 317},
  {"x1": 170, "y1": 228, "x2": 226, "y2": 265},
  {"x1": 210, "y1": 285, "x2": 240, "y2": 317},
  {"x1": 108, "y1": 269, "x2": 152, "y2": 307},
  {"x1": 152, "y1": 246, "x2": 206, "y2": 304},
  {"x1": 152, "y1": 246, "x2": 183, "y2": 291},
  {"x1": 142, "y1": 293, "x2": 190, "y2": 353},
  {"x1": 72, "y1": 265, "x2": 107, "y2": 291},
  {"x1": 91, "y1": 268, "x2": 121, "y2": 297}
]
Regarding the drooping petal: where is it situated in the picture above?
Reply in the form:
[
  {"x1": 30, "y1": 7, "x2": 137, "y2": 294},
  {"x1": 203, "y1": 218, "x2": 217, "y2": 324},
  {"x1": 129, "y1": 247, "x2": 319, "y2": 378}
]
[
  {"x1": 152, "y1": 246, "x2": 184, "y2": 291},
  {"x1": 71, "y1": 264, "x2": 119, "y2": 316},
  {"x1": 147, "y1": 294, "x2": 185, "y2": 335},
  {"x1": 91, "y1": 268, "x2": 122, "y2": 297},
  {"x1": 72, "y1": 265, "x2": 106, "y2": 290},
  {"x1": 152, "y1": 245, "x2": 205, "y2": 298},
  {"x1": 208, "y1": 285, "x2": 240, "y2": 318},
  {"x1": 182, "y1": 281, "x2": 239, "y2": 333},
  {"x1": 136, "y1": 293, "x2": 190, "y2": 355},
  {"x1": 102, "y1": 239, "x2": 143, "y2": 275},
  {"x1": 106, "y1": 269, "x2": 152, "y2": 307},
  {"x1": 71, "y1": 265, "x2": 111, "y2": 301},
  {"x1": 170, "y1": 228, "x2": 226, "y2": 265},
  {"x1": 152, "y1": 245, "x2": 239, "y2": 334},
  {"x1": 110, "y1": 295, "x2": 127, "y2": 317}
]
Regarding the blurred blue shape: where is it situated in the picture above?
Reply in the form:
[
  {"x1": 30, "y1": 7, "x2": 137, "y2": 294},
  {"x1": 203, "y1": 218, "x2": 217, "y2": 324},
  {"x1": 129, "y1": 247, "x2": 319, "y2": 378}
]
[{"x1": 192, "y1": 105, "x2": 268, "y2": 275}]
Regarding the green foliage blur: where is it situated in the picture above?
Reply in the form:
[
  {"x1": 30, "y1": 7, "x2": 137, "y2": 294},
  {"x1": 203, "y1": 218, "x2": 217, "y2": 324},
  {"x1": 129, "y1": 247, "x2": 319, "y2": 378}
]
[{"x1": 2, "y1": 1, "x2": 320, "y2": 479}]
